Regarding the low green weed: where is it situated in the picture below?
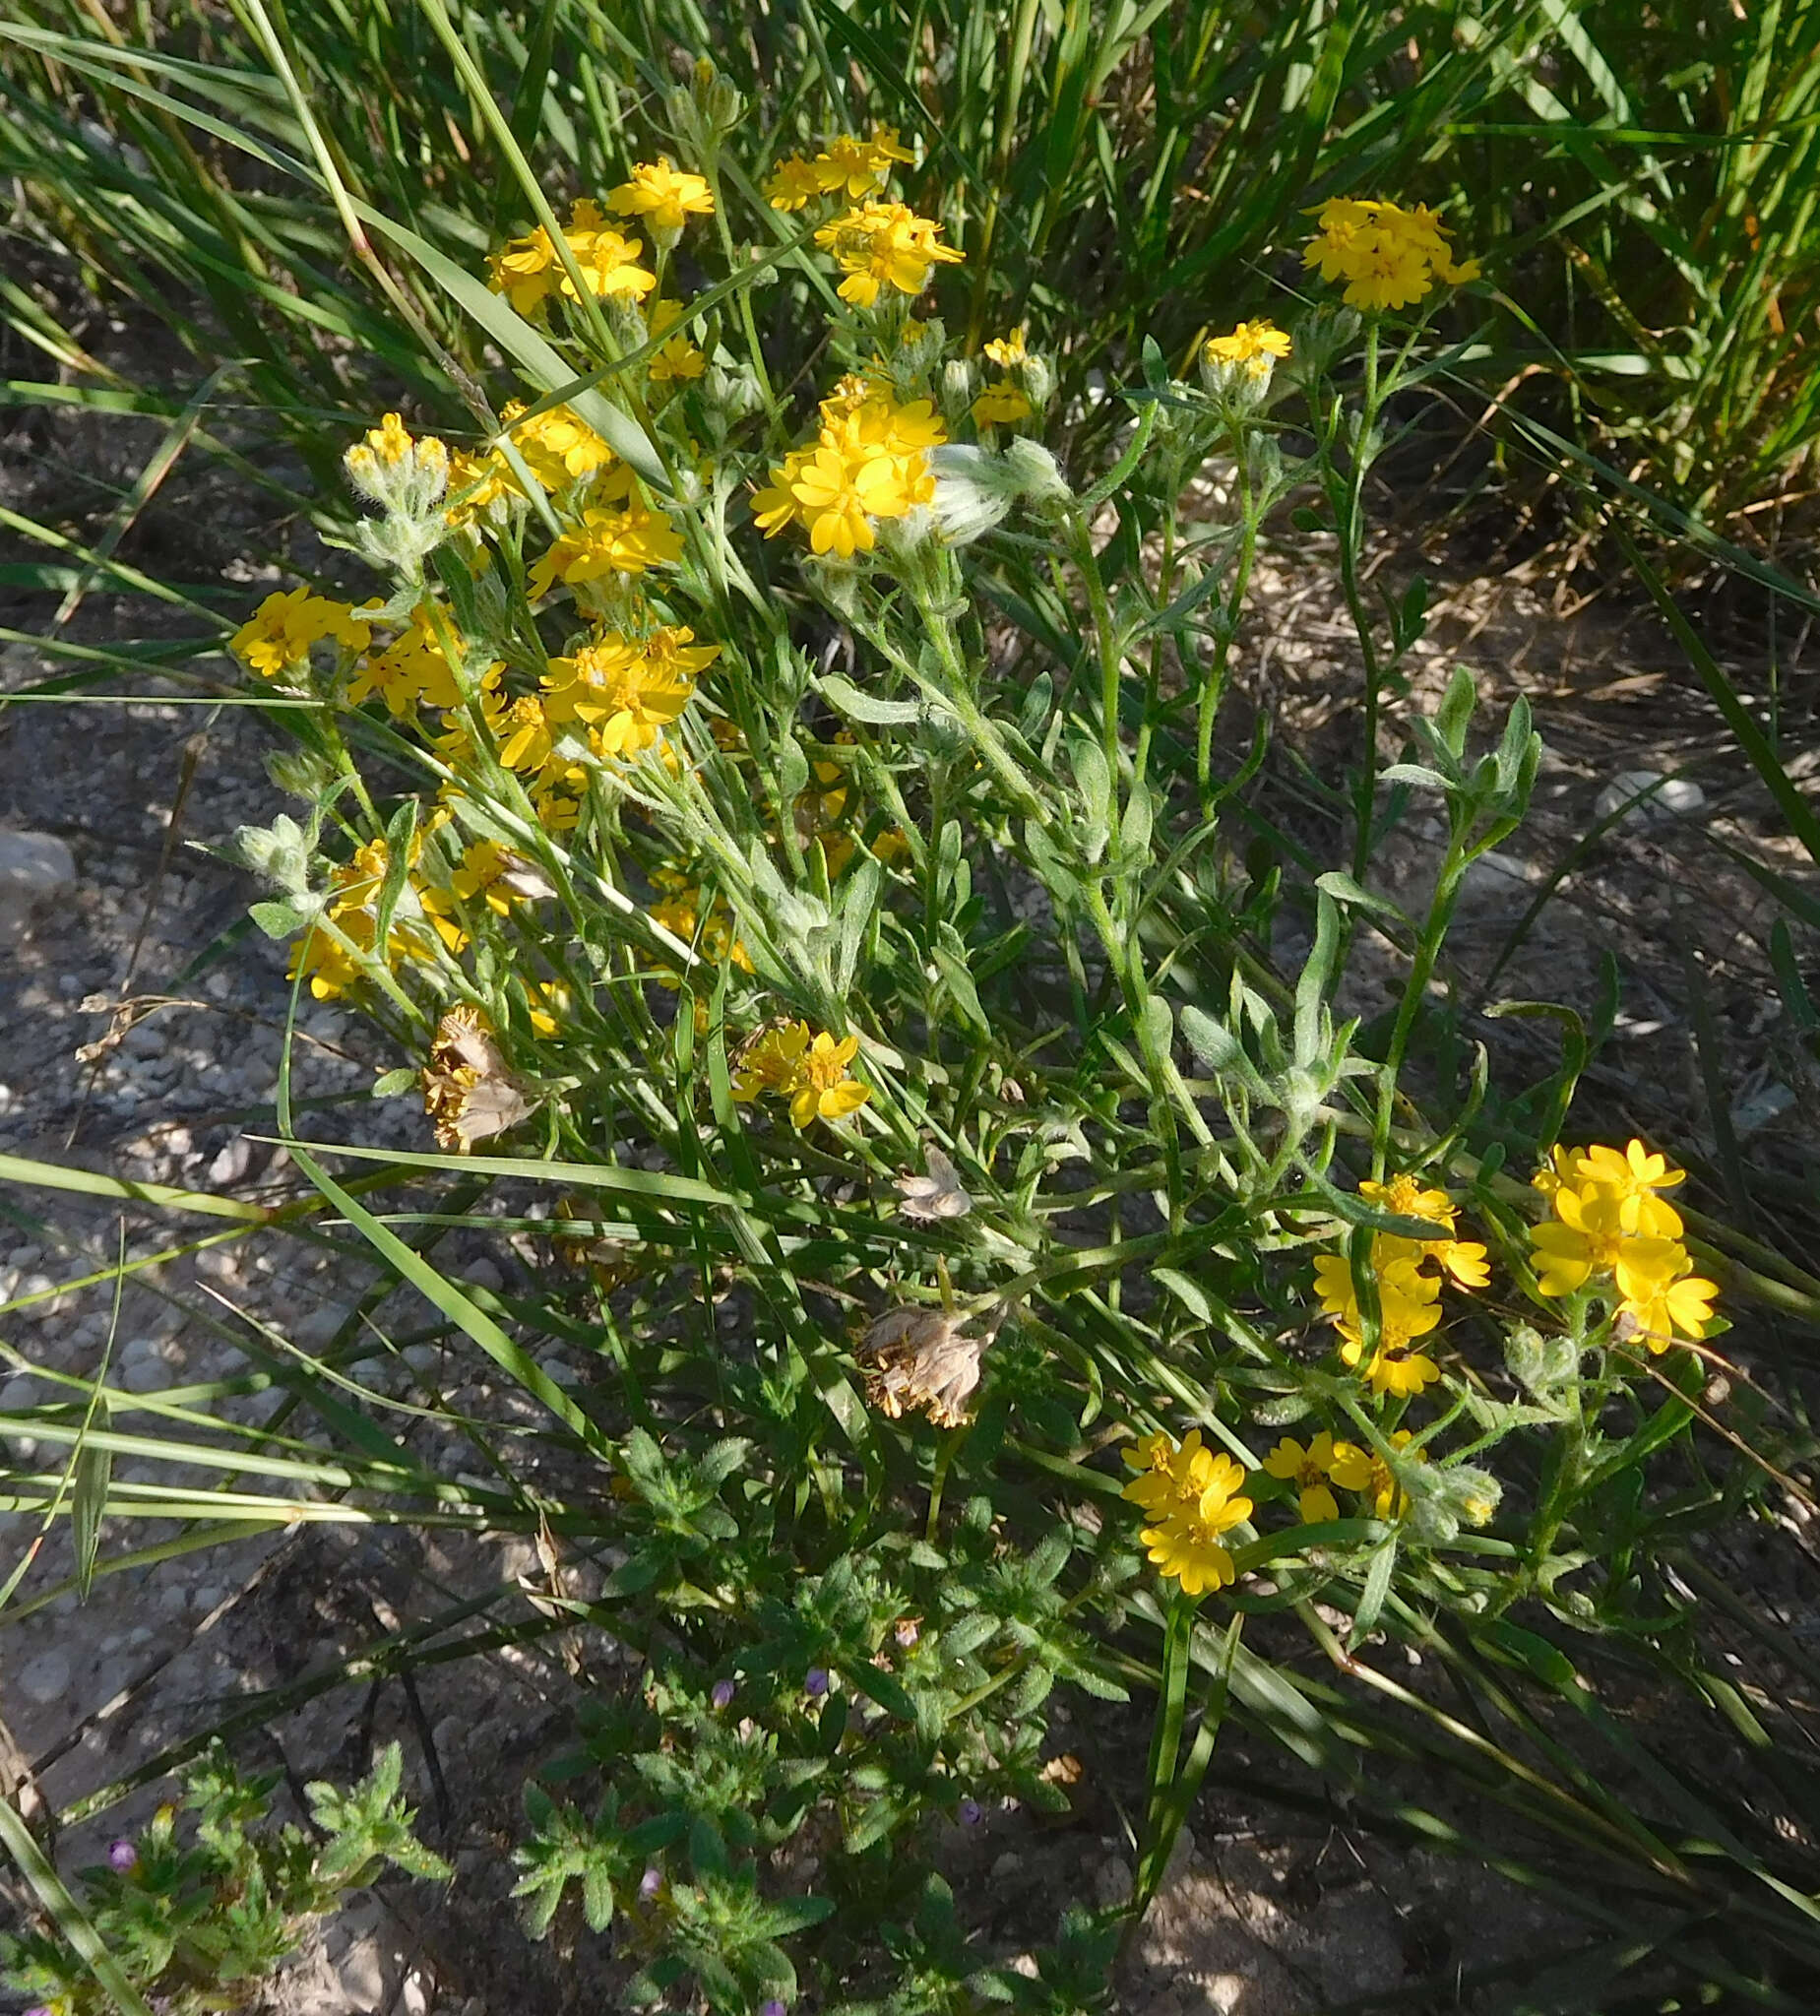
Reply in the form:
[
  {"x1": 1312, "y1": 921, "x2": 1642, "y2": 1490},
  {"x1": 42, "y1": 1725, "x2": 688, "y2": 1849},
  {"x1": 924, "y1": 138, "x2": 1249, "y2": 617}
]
[{"x1": 1, "y1": 1742, "x2": 448, "y2": 2016}]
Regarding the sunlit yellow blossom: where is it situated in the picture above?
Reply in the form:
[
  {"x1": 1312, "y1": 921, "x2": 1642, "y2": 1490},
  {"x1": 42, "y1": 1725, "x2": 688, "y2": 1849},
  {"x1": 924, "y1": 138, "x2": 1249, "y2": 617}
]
[
  {"x1": 1123, "y1": 1429, "x2": 1252, "y2": 1597},
  {"x1": 789, "y1": 1031, "x2": 871, "y2": 1128},
  {"x1": 1329, "y1": 1431, "x2": 1414, "y2": 1522},
  {"x1": 527, "y1": 502, "x2": 684, "y2": 598},
  {"x1": 347, "y1": 605, "x2": 497, "y2": 716},
  {"x1": 972, "y1": 383, "x2": 1033, "y2": 426},
  {"x1": 1261, "y1": 1431, "x2": 1357, "y2": 1526},
  {"x1": 1571, "y1": 1139, "x2": 1687, "y2": 1237},
  {"x1": 814, "y1": 200, "x2": 964, "y2": 308},
  {"x1": 1618, "y1": 1270, "x2": 1721, "y2": 1352},
  {"x1": 764, "y1": 156, "x2": 825, "y2": 212},
  {"x1": 287, "y1": 836, "x2": 438, "y2": 1000},
  {"x1": 447, "y1": 838, "x2": 526, "y2": 918},
  {"x1": 560, "y1": 199, "x2": 657, "y2": 301},
  {"x1": 646, "y1": 300, "x2": 707, "y2": 385},
  {"x1": 1359, "y1": 1173, "x2": 1490, "y2": 1290},
  {"x1": 500, "y1": 402, "x2": 629, "y2": 494},
  {"x1": 731, "y1": 1020, "x2": 870, "y2": 1128},
  {"x1": 231, "y1": 589, "x2": 373, "y2": 680},
  {"x1": 812, "y1": 124, "x2": 915, "y2": 199},
  {"x1": 1203, "y1": 320, "x2": 1292, "y2": 374},
  {"x1": 1318, "y1": 1254, "x2": 1445, "y2": 1396},
  {"x1": 494, "y1": 695, "x2": 557, "y2": 776},
  {"x1": 541, "y1": 625, "x2": 719, "y2": 757},
  {"x1": 754, "y1": 389, "x2": 942, "y2": 555},
  {"x1": 982, "y1": 329, "x2": 1028, "y2": 366},
  {"x1": 1302, "y1": 196, "x2": 1478, "y2": 312},
  {"x1": 607, "y1": 157, "x2": 714, "y2": 236},
  {"x1": 487, "y1": 221, "x2": 562, "y2": 316},
  {"x1": 1529, "y1": 1137, "x2": 1718, "y2": 1349}
]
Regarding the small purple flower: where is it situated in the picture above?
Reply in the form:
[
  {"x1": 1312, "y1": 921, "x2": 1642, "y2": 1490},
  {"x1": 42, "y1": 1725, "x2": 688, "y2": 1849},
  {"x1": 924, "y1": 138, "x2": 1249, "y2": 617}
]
[
  {"x1": 958, "y1": 1796, "x2": 983, "y2": 1826},
  {"x1": 711, "y1": 1677, "x2": 736, "y2": 1711},
  {"x1": 639, "y1": 1865, "x2": 663, "y2": 1900},
  {"x1": 760, "y1": 2001, "x2": 787, "y2": 2016},
  {"x1": 805, "y1": 1666, "x2": 830, "y2": 1698},
  {"x1": 26, "y1": 2005, "x2": 55, "y2": 2016},
  {"x1": 107, "y1": 1839, "x2": 139, "y2": 1872}
]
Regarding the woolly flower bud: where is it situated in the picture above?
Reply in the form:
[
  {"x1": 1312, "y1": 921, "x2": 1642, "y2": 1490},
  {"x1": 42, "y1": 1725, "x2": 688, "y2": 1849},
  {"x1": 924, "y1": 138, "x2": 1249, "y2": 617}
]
[
  {"x1": 927, "y1": 443, "x2": 1018, "y2": 546},
  {"x1": 232, "y1": 813, "x2": 313, "y2": 896},
  {"x1": 1003, "y1": 438, "x2": 1074, "y2": 519},
  {"x1": 940, "y1": 357, "x2": 977, "y2": 430}
]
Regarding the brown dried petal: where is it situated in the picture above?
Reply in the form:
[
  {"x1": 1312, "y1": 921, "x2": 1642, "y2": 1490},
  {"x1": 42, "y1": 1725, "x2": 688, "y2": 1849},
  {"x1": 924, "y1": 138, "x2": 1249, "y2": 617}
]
[{"x1": 862, "y1": 1307, "x2": 982, "y2": 1428}]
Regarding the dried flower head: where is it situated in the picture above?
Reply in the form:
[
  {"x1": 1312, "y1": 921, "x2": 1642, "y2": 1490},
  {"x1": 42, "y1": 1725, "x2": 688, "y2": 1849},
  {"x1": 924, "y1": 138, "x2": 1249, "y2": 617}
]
[
  {"x1": 862, "y1": 1307, "x2": 982, "y2": 1428},
  {"x1": 420, "y1": 1004, "x2": 533, "y2": 1152},
  {"x1": 894, "y1": 1142, "x2": 973, "y2": 1221}
]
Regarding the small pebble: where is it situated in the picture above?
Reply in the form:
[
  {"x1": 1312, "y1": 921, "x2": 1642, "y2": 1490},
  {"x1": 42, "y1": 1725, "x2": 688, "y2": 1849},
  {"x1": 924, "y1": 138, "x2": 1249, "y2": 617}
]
[{"x1": 18, "y1": 1650, "x2": 73, "y2": 1704}]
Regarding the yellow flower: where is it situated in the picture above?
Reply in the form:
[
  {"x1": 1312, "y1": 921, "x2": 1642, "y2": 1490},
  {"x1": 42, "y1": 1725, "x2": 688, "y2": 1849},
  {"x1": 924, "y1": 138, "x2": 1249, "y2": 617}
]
[
  {"x1": 811, "y1": 124, "x2": 915, "y2": 199},
  {"x1": 1359, "y1": 1172, "x2": 1489, "y2": 1290},
  {"x1": 287, "y1": 836, "x2": 439, "y2": 999},
  {"x1": 1124, "y1": 1429, "x2": 1252, "y2": 1598},
  {"x1": 1570, "y1": 1139, "x2": 1687, "y2": 1237},
  {"x1": 646, "y1": 300, "x2": 707, "y2": 385},
  {"x1": 1528, "y1": 1140, "x2": 1718, "y2": 1348},
  {"x1": 1302, "y1": 196, "x2": 1477, "y2": 312},
  {"x1": 500, "y1": 401, "x2": 629, "y2": 494},
  {"x1": 541, "y1": 625, "x2": 718, "y2": 757},
  {"x1": 1618, "y1": 1270, "x2": 1720, "y2": 1352},
  {"x1": 813, "y1": 200, "x2": 964, "y2": 308},
  {"x1": 764, "y1": 156, "x2": 825, "y2": 212},
  {"x1": 487, "y1": 221, "x2": 561, "y2": 316},
  {"x1": 787, "y1": 1031, "x2": 870, "y2": 1128},
  {"x1": 774, "y1": 442, "x2": 911, "y2": 557},
  {"x1": 1329, "y1": 1431, "x2": 1414, "y2": 1522},
  {"x1": 231, "y1": 589, "x2": 373, "y2": 679},
  {"x1": 972, "y1": 382, "x2": 1033, "y2": 426},
  {"x1": 347, "y1": 604, "x2": 497, "y2": 716},
  {"x1": 1321, "y1": 1255, "x2": 1445, "y2": 1396},
  {"x1": 1261, "y1": 1431, "x2": 1358, "y2": 1525},
  {"x1": 527, "y1": 502, "x2": 684, "y2": 597},
  {"x1": 1203, "y1": 319, "x2": 1291, "y2": 373},
  {"x1": 730, "y1": 1020, "x2": 870, "y2": 1129},
  {"x1": 1528, "y1": 1182, "x2": 1629, "y2": 1296},
  {"x1": 982, "y1": 329, "x2": 1028, "y2": 366},
  {"x1": 607, "y1": 157, "x2": 714, "y2": 236}
]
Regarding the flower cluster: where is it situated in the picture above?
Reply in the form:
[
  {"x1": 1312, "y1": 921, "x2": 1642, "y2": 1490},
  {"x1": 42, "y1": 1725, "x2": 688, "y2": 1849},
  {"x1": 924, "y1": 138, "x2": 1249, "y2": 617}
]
[
  {"x1": 1530, "y1": 1140, "x2": 1719, "y2": 1350},
  {"x1": 812, "y1": 200, "x2": 964, "y2": 308},
  {"x1": 487, "y1": 198, "x2": 657, "y2": 316},
  {"x1": 1121, "y1": 1430, "x2": 1253, "y2": 1597},
  {"x1": 541, "y1": 625, "x2": 720, "y2": 760},
  {"x1": 1263, "y1": 1429, "x2": 1413, "y2": 1523},
  {"x1": 288, "y1": 834, "x2": 453, "y2": 1001},
  {"x1": 1302, "y1": 197, "x2": 1478, "y2": 312},
  {"x1": 1312, "y1": 1174, "x2": 1487, "y2": 1396},
  {"x1": 764, "y1": 125, "x2": 915, "y2": 210},
  {"x1": 731, "y1": 1021, "x2": 871, "y2": 1130},
  {"x1": 753, "y1": 378, "x2": 945, "y2": 557},
  {"x1": 230, "y1": 587, "x2": 372, "y2": 680}
]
